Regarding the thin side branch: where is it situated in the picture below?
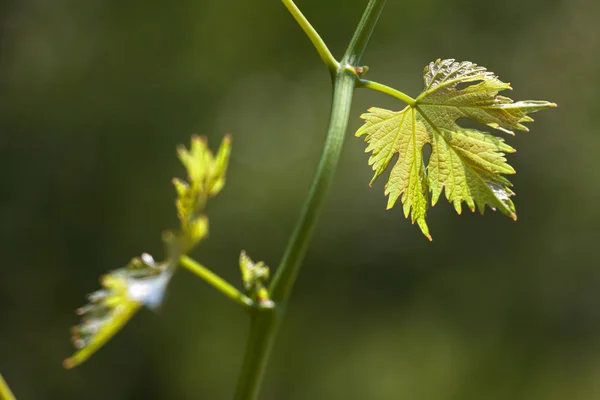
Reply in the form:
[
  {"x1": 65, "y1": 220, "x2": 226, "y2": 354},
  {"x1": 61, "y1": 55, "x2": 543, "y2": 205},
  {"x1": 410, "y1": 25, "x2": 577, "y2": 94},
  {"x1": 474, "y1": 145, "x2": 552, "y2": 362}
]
[
  {"x1": 0, "y1": 373, "x2": 16, "y2": 400},
  {"x1": 282, "y1": 0, "x2": 339, "y2": 77},
  {"x1": 179, "y1": 255, "x2": 253, "y2": 309}
]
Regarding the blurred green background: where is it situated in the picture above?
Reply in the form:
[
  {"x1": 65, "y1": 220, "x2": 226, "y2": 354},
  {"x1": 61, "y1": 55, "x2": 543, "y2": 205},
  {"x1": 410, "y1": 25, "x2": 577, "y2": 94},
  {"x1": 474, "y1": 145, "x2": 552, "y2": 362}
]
[{"x1": 1, "y1": 0, "x2": 598, "y2": 398}]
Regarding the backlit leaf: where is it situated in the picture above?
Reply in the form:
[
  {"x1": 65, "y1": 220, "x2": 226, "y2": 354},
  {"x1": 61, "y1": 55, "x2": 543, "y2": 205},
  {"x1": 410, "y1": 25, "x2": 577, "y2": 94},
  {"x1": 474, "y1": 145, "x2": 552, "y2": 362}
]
[{"x1": 356, "y1": 59, "x2": 556, "y2": 239}]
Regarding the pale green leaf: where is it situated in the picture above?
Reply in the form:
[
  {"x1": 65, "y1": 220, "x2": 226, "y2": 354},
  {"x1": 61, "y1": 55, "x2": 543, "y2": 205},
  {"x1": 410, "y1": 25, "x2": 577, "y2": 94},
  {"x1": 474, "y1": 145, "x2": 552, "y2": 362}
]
[
  {"x1": 356, "y1": 59, "x2": 556, "y2": 239},
  {"x1": 174, "y1": 135, "x2": 231, "y2": 249},
  {"x1": 64, "y1": 254, "x2": 174, "y2": 369},
  {"x1": 239, "y1": 251, "x2": 273, "y2": 308},
  {"x1": 65, "y1": 136, "x2": 231, "y2": 368}
]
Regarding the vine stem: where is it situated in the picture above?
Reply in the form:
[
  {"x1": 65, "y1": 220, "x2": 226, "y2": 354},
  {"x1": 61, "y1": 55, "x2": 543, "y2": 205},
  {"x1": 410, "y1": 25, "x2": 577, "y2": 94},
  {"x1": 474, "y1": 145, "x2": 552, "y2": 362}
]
[
  {"x1": 0, "y1": 373, "x2": 16, "y2": 400},
  {"x1": 233, "y1": 1, "x2": 387, "y2": 399}
]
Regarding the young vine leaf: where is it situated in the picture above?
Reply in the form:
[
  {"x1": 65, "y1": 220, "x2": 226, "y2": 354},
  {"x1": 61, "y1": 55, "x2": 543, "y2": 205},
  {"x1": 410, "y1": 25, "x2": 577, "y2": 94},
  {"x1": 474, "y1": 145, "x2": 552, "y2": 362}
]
[
  {"x1": 356, "y1": 59, "x2": 556, "y2": 240},
  {"x1": 64, "y1": 136, "x2": 231, "y2": 368},
  {"x1": 63, "y1": 254, "x2": 174, "y2": 369},
  {"x1": 173, "y1": 134, "x2": 231, "y2": 251},
  {"x1": 239, "y1": 251, "x2": 274, "y2": 308}
]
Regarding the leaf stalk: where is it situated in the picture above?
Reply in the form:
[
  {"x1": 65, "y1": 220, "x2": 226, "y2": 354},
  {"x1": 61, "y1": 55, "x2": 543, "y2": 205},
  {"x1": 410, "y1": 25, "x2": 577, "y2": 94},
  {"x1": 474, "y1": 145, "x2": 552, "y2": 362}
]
[
  {"x1": 179, "y1": 255, "x2": 253, "y2": 309},
  {"x1": 358, "y1": 78, "x2": 416, "y2": 106},
  {"x1": 0, "y1": 373, "x2": 16, "y2": 400}
]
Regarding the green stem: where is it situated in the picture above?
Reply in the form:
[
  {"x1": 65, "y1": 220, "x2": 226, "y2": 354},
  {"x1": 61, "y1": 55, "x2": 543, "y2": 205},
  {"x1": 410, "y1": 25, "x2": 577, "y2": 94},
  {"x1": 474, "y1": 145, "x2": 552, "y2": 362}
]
[
  {"x1": 233, "y1": 1, "x2": 387, "y2": 399},
  {"x1": 341, "y1": 0, "x2": 387, "y2": 66},
  {"x1": 282, "y1": 0, "x2": 339, "y2": 76},
  {"x1": 179, "y1": 255, "x2": 253, "y2": 309},
  {"x1": 269, "y1": 71, "x2": 354, "y2": 303},
  {"x1": 358, "y1": 79, "x2": 416, "y2": 106},
  {"x1": 0, "y1": 373, "x2": 16, "y2": 400}
]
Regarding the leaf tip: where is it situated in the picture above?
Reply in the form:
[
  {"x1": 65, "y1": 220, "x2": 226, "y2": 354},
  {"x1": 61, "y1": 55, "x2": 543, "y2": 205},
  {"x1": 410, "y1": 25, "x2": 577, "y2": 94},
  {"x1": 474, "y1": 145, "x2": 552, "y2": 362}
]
[
  {"x1": 63, "y1": 358, "x2": 76, "y2": 370},
  {"x1": 369, "y1": 171, "x2": 383, "y2": 187},
  {"x1": 511, "y1": 212, "x2": 518, "y2": 221}
]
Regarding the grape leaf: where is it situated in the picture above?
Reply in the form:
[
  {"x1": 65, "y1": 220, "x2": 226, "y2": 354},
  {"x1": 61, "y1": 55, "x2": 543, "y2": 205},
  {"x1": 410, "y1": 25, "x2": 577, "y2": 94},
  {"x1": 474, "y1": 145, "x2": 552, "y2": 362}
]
[
  {"x1": 64, "y1": 136, "x2": 232, "y2": 368},
  {"x1": 173, "y1": 134, "x2": 231, "y2": 250},
  {"x1": 63, "y1": 254, "x2": 173, "y2": 369},
  {"x1": 356, "y1": 59, "x2": 556, "y2": 240},
  {"x1": 239, "y1": 250, "x2": 273, "y2": 308}
]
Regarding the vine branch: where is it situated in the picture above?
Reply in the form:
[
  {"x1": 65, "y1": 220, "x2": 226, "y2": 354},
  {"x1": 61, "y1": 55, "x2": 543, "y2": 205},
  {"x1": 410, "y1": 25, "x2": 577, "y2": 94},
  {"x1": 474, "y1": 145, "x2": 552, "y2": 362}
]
[
  {"x1": 233, "y1": 1, "x2": 387, "y2": 399},
  {"x1": 0, "y1": 373, "x2": 16, "y2": 400},
  {"x1": 282, "y1": 0, "x2": 339, "y2": 77}
]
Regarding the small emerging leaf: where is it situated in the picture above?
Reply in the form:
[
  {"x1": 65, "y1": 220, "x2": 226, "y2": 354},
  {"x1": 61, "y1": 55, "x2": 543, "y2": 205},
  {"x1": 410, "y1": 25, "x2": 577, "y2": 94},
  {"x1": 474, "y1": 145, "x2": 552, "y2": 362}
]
[
  {"x1": 211, "y1": 135, "x2": 232, "y2": 197},
  {"x1": 356, "y1": 59, "x2": 556, "y2": 239},
  {"x1": 174, "y1": 135, "x2": 231, "y2": 250},
  {"x1": 65, "y1": 136, "x2": 232, "y2": 368},
  {"x1": 239, "y1": 251, "x2": 273, "y2": 308},
  {"x1": 64, "y1": 254, "x2": 174, "y2": 369}
]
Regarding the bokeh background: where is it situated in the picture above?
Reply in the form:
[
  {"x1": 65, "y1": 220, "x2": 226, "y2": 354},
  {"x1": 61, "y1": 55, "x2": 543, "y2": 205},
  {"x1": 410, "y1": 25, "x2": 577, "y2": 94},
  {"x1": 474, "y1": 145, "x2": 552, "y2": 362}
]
[{"x1": 1, "y1": 0, "x2": 598, "y2": 398}]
